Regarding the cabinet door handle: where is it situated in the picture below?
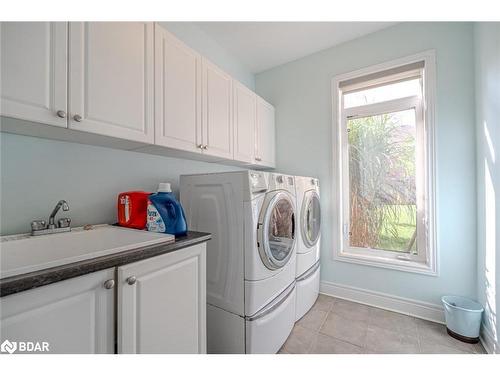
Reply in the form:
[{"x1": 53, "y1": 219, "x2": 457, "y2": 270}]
[
  {"x1": 103, "y1": 279, "x2": 115, "y2": 289},
  {"x1": 126, "y1": 276, "x2": 137, "y2": 285},
  {"x1": 197, "y1": 144, "x2": 203, "y2": 149},
  {"x1": 56, "y1": 110, "x2": 66, "y2": 118},
  {"x1": 203, "y1": 145, "x2": 208, "y2": 150},
  {"x1": 73, "y1": 114, "x2": 83, "y2": 122},
  {"x1": 255, "y1": 156, "x2": 262, "y2": 162}
]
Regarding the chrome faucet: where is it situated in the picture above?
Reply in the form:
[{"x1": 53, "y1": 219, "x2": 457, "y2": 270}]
[
  {"x1": 48, "y1": 200, "x2": 70, "y2": 229},
  {"x1": 31, "y1": 200, "x2": 72, "y2": 236}
]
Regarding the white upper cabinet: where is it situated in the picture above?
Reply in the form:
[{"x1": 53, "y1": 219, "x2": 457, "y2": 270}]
[
  {"x1": 0, "y1": 22, "x2": 68, "y2": 127},
  {"x1": 154, "y1": 25, "x2": 202, "y2": 152},
  {"x1": 118, "y1": 244, "x2": 207, "y2": 354},
  {"x1": 232, "y1": 75, "x2": 277, "y2": 169},
  {"x1": 68, "y1": 22, "x2": 154, "y2": 143},
  {"x1": 0, "y1": 22, "x2": 276, "y2": 168},
  {"x1": 201, "y1": 58, "x2": 233, "y2": 159},
  {"x1": 256, "y1": 97, "x2": 276, "y2": 168},
  {"x1": 233, "y1": 81, "x2": 257, "y2": 164}
]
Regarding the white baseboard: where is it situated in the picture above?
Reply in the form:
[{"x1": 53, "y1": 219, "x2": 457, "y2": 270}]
[
  {"x1": 480, "y1": 325, "x2": 498, "y2": 354},
  {"x1": 320, "y1": 281, "x2": 445, "y2": 324}
]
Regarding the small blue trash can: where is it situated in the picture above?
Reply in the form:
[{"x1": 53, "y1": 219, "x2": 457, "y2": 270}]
[{"x1": 442, "y1": 295, "x2": 484, "y2": 343}]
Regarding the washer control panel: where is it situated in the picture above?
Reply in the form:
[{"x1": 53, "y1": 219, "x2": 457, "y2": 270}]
[{"x1": 250, "y1": 172, "x2": 267, "y2": 193}]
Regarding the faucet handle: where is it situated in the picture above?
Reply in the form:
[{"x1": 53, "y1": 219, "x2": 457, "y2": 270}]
[
  {"x1": 58, "y1": 218, "x2": 71, "y2": 228},
  {"x1": 31, "y1": 220, "x2": 47, "y2": 231}
]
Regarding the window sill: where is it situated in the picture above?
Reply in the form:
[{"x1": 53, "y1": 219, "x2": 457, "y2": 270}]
[{"x1": 334, "y1": 249, "x2": 438, "y2": 276}]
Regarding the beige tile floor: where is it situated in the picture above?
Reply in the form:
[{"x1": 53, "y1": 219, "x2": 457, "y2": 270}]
[{"x1": 279, "y1": 294, "x2": 486, "y2": 354}]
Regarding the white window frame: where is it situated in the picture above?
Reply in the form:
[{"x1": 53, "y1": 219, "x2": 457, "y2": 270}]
[{"x1": 331, "y1": 50, "x2": 437, "y2": 276}]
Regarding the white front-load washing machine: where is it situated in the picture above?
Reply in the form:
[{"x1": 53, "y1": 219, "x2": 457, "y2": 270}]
[
  {"x1": 180, "y1": 171, "x2": 297, "y2": 353},
  {"x1": 294, "y1": 176, "x2": 321, "y2": 321}
]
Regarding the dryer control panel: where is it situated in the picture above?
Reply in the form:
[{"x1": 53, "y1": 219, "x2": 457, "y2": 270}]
[
  {"x1": 269, "y1": 173, "x2": 295, "y2": 195},
  {"x1": 310, "y1": 178, "x2": 319, "y2": 188}
]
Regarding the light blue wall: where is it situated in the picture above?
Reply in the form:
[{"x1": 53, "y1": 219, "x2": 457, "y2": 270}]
[
  {"x1": 255, "y1": 22, "x2": 477, "y2": 306},
  {"x1": 160, "y1": 22, "x2": 255, "y2": 90},
  {"x1": 0, "y1": 132, "x2": 241, "y2": 235},
  {"x1": 0, "y1": 23, "x2": 253, "y2": 236},
  {"x1": 474, "y1": 22, "x2": 500, "y2": 352}
]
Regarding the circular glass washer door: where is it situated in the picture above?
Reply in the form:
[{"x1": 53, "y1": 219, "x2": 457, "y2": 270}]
[
  {"x1": 257, "y1": 191, "x2": 296, "y2": 270},
  {"x1": 301, "y1": 191, "x2": 321, "y2": 247}
]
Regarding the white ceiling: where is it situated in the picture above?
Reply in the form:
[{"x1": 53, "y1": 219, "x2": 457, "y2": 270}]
[{"x1": 194, "y1": 22, "x2": 396, "y2": 74}]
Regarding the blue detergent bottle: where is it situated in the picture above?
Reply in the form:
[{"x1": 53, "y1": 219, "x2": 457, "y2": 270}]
[{"x1": 147, "y1": 183, "x2": 188, "y2": 236}]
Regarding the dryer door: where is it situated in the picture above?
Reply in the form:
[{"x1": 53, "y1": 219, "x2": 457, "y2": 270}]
[
  {"x1": 258, "y1": 191, "x2": 296, "y2": 270},
  {"x1": 301, "y1": 191, "x2": 321, "y2": 248}
]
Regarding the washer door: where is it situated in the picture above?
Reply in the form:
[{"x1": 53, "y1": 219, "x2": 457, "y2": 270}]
[
  {"x1": 301, "y1": 191, "x2": 321, "y2": 248},
  {"x1": 258, "y1": 191, "x2": 296, "y2": 270}
]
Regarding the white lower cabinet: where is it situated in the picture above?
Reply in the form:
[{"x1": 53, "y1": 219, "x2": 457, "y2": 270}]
[
  {"x1": 0, "y1": 268, "x2": 115, "y2": 354},
  {"x1": 117, "y1": 243, "x2": 207, "y2": 354},
  {"x1": 0, "y1": 243, "x2": 206, "y2": 354}
]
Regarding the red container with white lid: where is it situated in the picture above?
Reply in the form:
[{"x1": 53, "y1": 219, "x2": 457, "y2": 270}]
[{"x1": 117, "y1": 191, "x2": 150, "y2": 229}]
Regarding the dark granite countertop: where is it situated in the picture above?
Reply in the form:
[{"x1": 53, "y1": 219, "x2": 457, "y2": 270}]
[{"x1": 0, "y1": 231, "x2": 211, "y2": 297}]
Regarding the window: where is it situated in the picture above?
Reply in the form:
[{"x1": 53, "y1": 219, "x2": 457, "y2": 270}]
[{"x1": 332, "y1": 51, "x2": 437, "y2": 275}]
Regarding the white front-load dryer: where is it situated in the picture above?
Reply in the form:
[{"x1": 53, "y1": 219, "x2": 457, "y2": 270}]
[
  {"x1": 181, "y1": 171, "x2": 297, "y2": 353},
  {"x1": 294, "y1": 176, "x2": 321, "y2": 321}
]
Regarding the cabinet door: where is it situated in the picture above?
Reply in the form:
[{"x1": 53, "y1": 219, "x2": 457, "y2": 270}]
[
  {"x1": 154, "y1": 25, "x2": 201, "y2": 152},
  {"x1": 233, "y1": 81, "x2": 257, "y2": 164},
  {"x1": 201, "y1": 58, "x2": 233, "y2": 159},
  {"x1": 68, "y1": 22, "x2": 154, "y2": 143},
  {"x1": 0, "y1": 269, "x2": 115, "y2": 354},
  {"x1": 118, "y1": 243, "x2": 206, "y2": 354},
  {"x1": 0, "y1": 22, "x2": 67, "y2": 127},
  {"x1": 256, "y1": 97, "x2": 276, "y2": 168}
]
